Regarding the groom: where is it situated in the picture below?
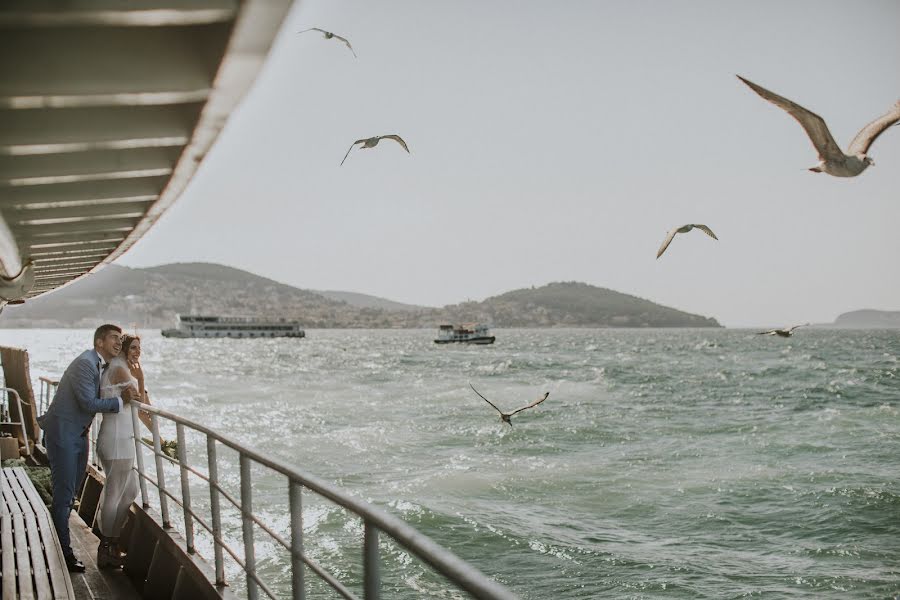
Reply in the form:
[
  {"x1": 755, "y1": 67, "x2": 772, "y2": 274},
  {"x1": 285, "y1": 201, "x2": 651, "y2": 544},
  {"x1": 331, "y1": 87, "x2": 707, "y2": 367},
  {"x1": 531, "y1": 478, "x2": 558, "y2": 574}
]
[{"x1": 38, "y1": 324, "x2": 137, "y2": 572}]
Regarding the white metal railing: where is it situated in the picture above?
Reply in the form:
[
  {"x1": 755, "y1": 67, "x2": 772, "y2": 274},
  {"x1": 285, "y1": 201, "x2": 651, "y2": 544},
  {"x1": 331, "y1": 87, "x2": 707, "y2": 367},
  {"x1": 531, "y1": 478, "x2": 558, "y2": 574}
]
[
  {"x1": 37, "y1": 376, "x2": 58, "y2": 453},
  {"x1": 38, "y1": 377, "x2": 112, "y2": 473},
  {"x1": 44, "y1": 375, "x2": 117, "y2": 472},
  {"x1": 0, "y1": 386, "x2": 31, "y2": 456},
  {"x1": 37, "y1": 376, "x2": 58, "y2": 415},
  {"x1": 128, "y1": 400, "x2": 518, "y2": 600}
]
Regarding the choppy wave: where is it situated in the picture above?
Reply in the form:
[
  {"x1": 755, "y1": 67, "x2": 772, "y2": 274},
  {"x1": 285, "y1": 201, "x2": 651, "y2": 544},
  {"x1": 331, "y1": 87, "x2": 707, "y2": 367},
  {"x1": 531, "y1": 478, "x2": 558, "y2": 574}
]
[{"x1": 4, "y1": 327, "x2": 899, "y2": 598}]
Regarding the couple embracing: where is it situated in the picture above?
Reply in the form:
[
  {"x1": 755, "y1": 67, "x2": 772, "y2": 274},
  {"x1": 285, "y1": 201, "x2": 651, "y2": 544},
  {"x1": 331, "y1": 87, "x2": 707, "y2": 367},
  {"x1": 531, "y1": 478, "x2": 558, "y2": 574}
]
[{"x1": 38, "y1": 324, "x2": 153, "y2": 572}]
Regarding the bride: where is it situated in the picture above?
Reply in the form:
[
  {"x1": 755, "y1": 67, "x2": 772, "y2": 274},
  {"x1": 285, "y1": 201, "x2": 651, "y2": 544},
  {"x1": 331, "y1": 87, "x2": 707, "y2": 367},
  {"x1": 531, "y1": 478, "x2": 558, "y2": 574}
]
[{"x1": 96, "y1": 334, "x2": 150, "y2": 568}]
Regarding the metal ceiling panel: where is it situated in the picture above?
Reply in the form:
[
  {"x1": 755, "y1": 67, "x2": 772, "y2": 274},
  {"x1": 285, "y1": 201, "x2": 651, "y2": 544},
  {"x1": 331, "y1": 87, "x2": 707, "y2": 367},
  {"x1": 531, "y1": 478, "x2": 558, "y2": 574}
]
[{"x1": 0, "y1": 0, "x2": 293, "y2": 306}]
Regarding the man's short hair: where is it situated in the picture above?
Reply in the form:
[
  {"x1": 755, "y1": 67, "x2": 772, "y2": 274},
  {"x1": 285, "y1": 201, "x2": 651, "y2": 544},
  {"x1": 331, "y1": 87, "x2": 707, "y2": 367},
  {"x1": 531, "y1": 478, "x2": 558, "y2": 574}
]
[{"x1": 94, "y1": 324, "x2": 122, "y2": 345}]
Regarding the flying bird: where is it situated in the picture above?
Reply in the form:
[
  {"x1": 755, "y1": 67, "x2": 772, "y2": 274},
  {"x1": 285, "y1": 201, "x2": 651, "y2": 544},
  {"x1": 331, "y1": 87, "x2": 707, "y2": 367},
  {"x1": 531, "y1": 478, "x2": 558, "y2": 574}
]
[
  {"x1": 298, "y1": 27, "x2": 357, "y2": 58},
  {"x1": 341, "y1": 135, "x2": 410, "y2": 166},
  {"x1": 469, "y1": 384, "x2": 549, "y2": 427},
  {"x1": 737, "y1": 75, "x2": 900, "y2": 177},
  {"x1": 656, "y1": 224, "x2": 718, "y2": 259},
  {"x1": 757, "y1": 324, "x2": 810, "y2": 338}
]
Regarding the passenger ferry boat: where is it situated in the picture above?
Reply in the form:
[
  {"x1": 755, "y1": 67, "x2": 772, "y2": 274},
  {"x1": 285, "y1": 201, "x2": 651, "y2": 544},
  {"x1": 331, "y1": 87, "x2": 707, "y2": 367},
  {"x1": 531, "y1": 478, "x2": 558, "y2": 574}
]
[
  {"x1": 435, "y1": 323, "x2": 496, "y2": 344},
  {"x1": 161, "y1": 315, "x2": 305, "y2": 339},
  {"x1": 0, "y1": 1, "x2": 516, "y2": 597}
]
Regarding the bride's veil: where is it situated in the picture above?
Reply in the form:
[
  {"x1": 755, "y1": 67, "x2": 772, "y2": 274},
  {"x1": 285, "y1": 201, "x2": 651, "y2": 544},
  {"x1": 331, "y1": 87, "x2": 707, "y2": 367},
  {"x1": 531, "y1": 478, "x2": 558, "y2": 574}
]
[{"x1": 100, "y1": 355, "x2": 135, "y2": 399}]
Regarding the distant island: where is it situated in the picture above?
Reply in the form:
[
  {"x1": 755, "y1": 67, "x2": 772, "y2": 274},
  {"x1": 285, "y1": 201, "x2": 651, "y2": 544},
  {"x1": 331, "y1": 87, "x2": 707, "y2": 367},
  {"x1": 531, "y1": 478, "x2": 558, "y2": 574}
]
[
  {"x1": 822, "y1": 309, "x2": 900, "y2": 329},
  {"x1": 0, "y1": 262, "x2": 721, "y2": 329}
]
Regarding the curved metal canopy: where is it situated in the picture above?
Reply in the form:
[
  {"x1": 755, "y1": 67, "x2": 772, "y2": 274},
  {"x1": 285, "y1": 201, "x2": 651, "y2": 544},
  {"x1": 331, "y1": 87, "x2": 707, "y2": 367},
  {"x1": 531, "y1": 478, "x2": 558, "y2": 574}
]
[{"x1": 0, "y1": 0, "x2": 292, "y2": 305}]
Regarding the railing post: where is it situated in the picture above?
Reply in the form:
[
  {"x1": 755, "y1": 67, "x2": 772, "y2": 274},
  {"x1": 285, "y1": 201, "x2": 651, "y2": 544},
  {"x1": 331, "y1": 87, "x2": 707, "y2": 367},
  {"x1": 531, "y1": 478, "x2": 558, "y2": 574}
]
[
  {"x1": 38, "y1": 380, "x2": 47, "y2": 414},
  {"x1": 289, "y1": 480, "x2": 305, "y2": 600},
  {"x1": 150, "y1": 412, "x2": 171, "y2": 528},
  {"x1": 240, "y1": 453, "x2": 258, "y2": 600},
  {"x1": 206, "y1": 437, "x2": 225, "y2": 587},
  {"x1": 90, "y1": 419, "x2": 99, "y2": 468},
  {"x1": 130, "y1": 403, "x2": 149, "y2": 508},
  {"x1": 175, "y1": 422, "x2": 194, "y2": 553},
  {"x1": 364, "y1": 522, "x2": 380, "y2": 600}
]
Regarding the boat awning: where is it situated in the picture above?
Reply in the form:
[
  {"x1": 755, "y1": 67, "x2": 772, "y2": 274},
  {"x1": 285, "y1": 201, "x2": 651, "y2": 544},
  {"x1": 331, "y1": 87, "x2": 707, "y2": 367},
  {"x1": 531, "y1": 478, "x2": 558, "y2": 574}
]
[{"x1": 0, "y1": 0, "x2": 292, "y2": 305}]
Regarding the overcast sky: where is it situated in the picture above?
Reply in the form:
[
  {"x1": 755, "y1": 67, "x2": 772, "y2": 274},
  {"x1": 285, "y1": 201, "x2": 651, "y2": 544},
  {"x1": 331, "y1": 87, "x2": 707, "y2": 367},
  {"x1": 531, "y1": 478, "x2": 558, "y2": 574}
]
[{"x1": 118, "y1": 0, "x2": 900, "y2": 327}]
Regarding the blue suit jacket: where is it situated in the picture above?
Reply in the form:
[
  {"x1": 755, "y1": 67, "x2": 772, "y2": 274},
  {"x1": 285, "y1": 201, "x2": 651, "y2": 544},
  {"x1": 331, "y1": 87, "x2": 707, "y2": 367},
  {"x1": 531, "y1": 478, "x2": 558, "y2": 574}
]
[{"x1": 38, "y1": 349, "x2": 121, "y2": 449}]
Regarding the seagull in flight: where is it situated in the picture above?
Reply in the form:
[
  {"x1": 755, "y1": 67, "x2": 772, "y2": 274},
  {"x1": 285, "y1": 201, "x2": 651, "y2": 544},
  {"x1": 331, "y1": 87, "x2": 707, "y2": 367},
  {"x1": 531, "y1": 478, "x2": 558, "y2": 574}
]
[
  {"x1": 757, "y1": 324, "x2": 810, "y2": 338},
  {"x1": 341, "y1": 135, "x2": 410, "y2": 166},
  {"x1": 737, "y1": 75, "x2": 900, "y2": 177},
  {"x1": 469, "y1": 384, "x2": 549, "y2": 427},
  {"x1": 298, "y1": 28, "x2": 357, "y2": 58},
  {"x1": 656, "y1": 224, "x2": 718, "y2": 259}
]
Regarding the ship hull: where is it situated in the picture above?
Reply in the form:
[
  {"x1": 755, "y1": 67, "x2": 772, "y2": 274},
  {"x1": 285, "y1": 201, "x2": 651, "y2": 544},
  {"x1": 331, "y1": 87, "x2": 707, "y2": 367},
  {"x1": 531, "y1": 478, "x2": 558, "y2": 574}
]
[
  {"x1": 163, "y1": 314, "x2": 305, "y2": 339},
  {"x1": 162, "y1": 329, "x2": 305, "y2": 339},
  {"x1": 434, "y1": 336, "x2": 496, "y2": 345}
]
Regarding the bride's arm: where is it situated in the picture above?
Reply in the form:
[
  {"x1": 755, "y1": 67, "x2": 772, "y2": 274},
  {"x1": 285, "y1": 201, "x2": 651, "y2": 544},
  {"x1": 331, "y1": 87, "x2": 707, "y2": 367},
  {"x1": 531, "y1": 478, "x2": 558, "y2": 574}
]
[
  {"x1": 138, "y1": 394, "x2": 153, "y2": 431},
  {"x1": 132, "y1": 367, "x2": 153, "y2": 431},
  {"x1": 129, "y1": 361, "x2": 146, "y2": 398},
  {"x1": 127, "y1": 361, "x2": 154, "y2": 430}
]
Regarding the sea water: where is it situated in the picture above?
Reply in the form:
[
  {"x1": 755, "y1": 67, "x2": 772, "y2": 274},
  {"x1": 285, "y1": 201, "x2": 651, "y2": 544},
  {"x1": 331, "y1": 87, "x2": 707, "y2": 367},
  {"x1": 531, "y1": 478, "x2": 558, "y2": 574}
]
[{"x1": 3, "y1": 328, "x2": 898, "y2": 599}]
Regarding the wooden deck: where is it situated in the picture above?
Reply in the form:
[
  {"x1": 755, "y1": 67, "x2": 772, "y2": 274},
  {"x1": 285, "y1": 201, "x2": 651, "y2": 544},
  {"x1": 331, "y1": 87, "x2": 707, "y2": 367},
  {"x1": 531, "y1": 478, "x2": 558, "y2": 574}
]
[
  {"x1": 1, "y1": 467, "x2": 142, "y2": 600},
  {"x1": 1, "y1": 467, "x2": 73, "y2": 599},
  {"x1": 67, "y1": 510, "x2": 141, "y2": 600}
]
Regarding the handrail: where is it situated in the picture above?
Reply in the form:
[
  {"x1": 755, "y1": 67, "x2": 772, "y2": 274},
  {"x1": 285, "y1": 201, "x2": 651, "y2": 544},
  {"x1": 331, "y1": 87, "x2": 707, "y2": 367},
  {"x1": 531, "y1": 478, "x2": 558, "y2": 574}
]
[
  {"x1": 37, "y1": 376, "x2": 58, "y2": 415},
  {"x1": 132, "y1": 452, "x2": 359, "y2": 599},
  {"x1": 128, "y1": 400, "x2": 518, "y2": 600},
  {"x1": 0, "y1": 386, "x2": 31, "y2": 456}
]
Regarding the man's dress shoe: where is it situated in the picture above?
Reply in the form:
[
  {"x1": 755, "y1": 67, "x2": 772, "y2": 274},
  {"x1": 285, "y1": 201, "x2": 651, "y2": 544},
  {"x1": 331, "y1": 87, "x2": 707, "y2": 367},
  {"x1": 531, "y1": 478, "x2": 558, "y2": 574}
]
[{"x1": 65, "y1": 555, "x2": 86, "y2": 573}]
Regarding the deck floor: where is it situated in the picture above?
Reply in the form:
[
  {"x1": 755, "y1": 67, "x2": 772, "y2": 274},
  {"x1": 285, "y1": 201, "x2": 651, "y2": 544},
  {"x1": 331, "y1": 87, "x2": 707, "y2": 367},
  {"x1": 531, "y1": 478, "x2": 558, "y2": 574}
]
[{"x1": 68, "y1": 513, "x2": 141, "y2": 600}]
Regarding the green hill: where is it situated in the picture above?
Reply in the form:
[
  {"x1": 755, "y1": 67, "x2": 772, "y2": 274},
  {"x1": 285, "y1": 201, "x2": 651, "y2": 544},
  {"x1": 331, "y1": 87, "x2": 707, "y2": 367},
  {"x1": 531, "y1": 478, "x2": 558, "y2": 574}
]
[
  {"x1": 313, "y1": 290, "x2": 429, "y2": 312},
  {"x1": 0, "y1": 263, "x2": 362, "y2": 329},
  {"x1": 0, "y1": 263, "x2": 720, "y2": 328},
  {"x1": 440, "y1": 282, "x2": 720, "y2": 328},
  {"x1": 829, "y1": 309, "x2": 900, "y2": 329}
]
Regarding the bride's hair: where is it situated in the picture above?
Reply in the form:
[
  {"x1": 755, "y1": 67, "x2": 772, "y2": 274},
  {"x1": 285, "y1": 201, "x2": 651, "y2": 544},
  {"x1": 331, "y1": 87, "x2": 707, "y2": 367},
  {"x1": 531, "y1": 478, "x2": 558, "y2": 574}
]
[{"x1": 122, "y1": 334, "x2": 141, "y2": 357}]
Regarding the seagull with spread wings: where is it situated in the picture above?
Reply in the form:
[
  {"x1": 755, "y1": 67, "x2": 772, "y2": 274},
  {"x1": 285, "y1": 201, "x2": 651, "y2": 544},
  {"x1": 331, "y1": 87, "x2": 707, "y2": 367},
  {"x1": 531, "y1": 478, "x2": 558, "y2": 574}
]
[
  {"x1": 757, "y1": 324, "x2": 810, "y2": 338},
  {"x1": 737, "y1": 75, "x2": 900, "y2": 177},
  {"x1": 298, "y1": 27, "x2": 357, "y2": 58},
  {"x1": 469, "y1": 384, "x2": 549, "y2": 427},
  {"x1": 341, "y1": 135, "x2": 410, "y2": 166},
  {"x1": 656, "y1": 224, "x2": 718, "y2": 259}
]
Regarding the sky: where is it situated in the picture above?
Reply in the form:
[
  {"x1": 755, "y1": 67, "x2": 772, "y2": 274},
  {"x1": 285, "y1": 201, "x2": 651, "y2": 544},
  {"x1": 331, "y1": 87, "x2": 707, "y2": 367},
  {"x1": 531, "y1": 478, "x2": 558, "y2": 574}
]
[{"x1": 118, "y1": 0, "x2": 900, "y2": 328}]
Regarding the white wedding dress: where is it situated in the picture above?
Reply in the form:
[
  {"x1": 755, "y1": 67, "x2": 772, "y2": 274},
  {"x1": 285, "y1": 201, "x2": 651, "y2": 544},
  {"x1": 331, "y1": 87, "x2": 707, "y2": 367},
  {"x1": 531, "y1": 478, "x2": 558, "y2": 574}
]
[{"x1": 97, "y1": 356, "x2": 139, "y2": 537}]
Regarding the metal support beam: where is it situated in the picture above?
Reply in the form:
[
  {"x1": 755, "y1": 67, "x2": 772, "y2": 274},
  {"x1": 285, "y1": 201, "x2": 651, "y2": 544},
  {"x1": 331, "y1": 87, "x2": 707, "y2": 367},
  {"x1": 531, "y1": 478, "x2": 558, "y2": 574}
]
[
  {"x1": 7, "y1": 201, "x2": 153, "y2": 224},
  {"x1": 0, "y1": 147, "x2": 183, "y2": 183},
  {"x1": 26, "y1": 233, "x2": 127, "y2": 250},
  {"x1": 17, "y1": 218, "x2": 136, "y2": 240},
  {"x1": 0, "y1": 1, "x2": 238, "y2": 28},
  {"x1": 0, "y1": 177, "x2": 166, "y2": 209}
]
